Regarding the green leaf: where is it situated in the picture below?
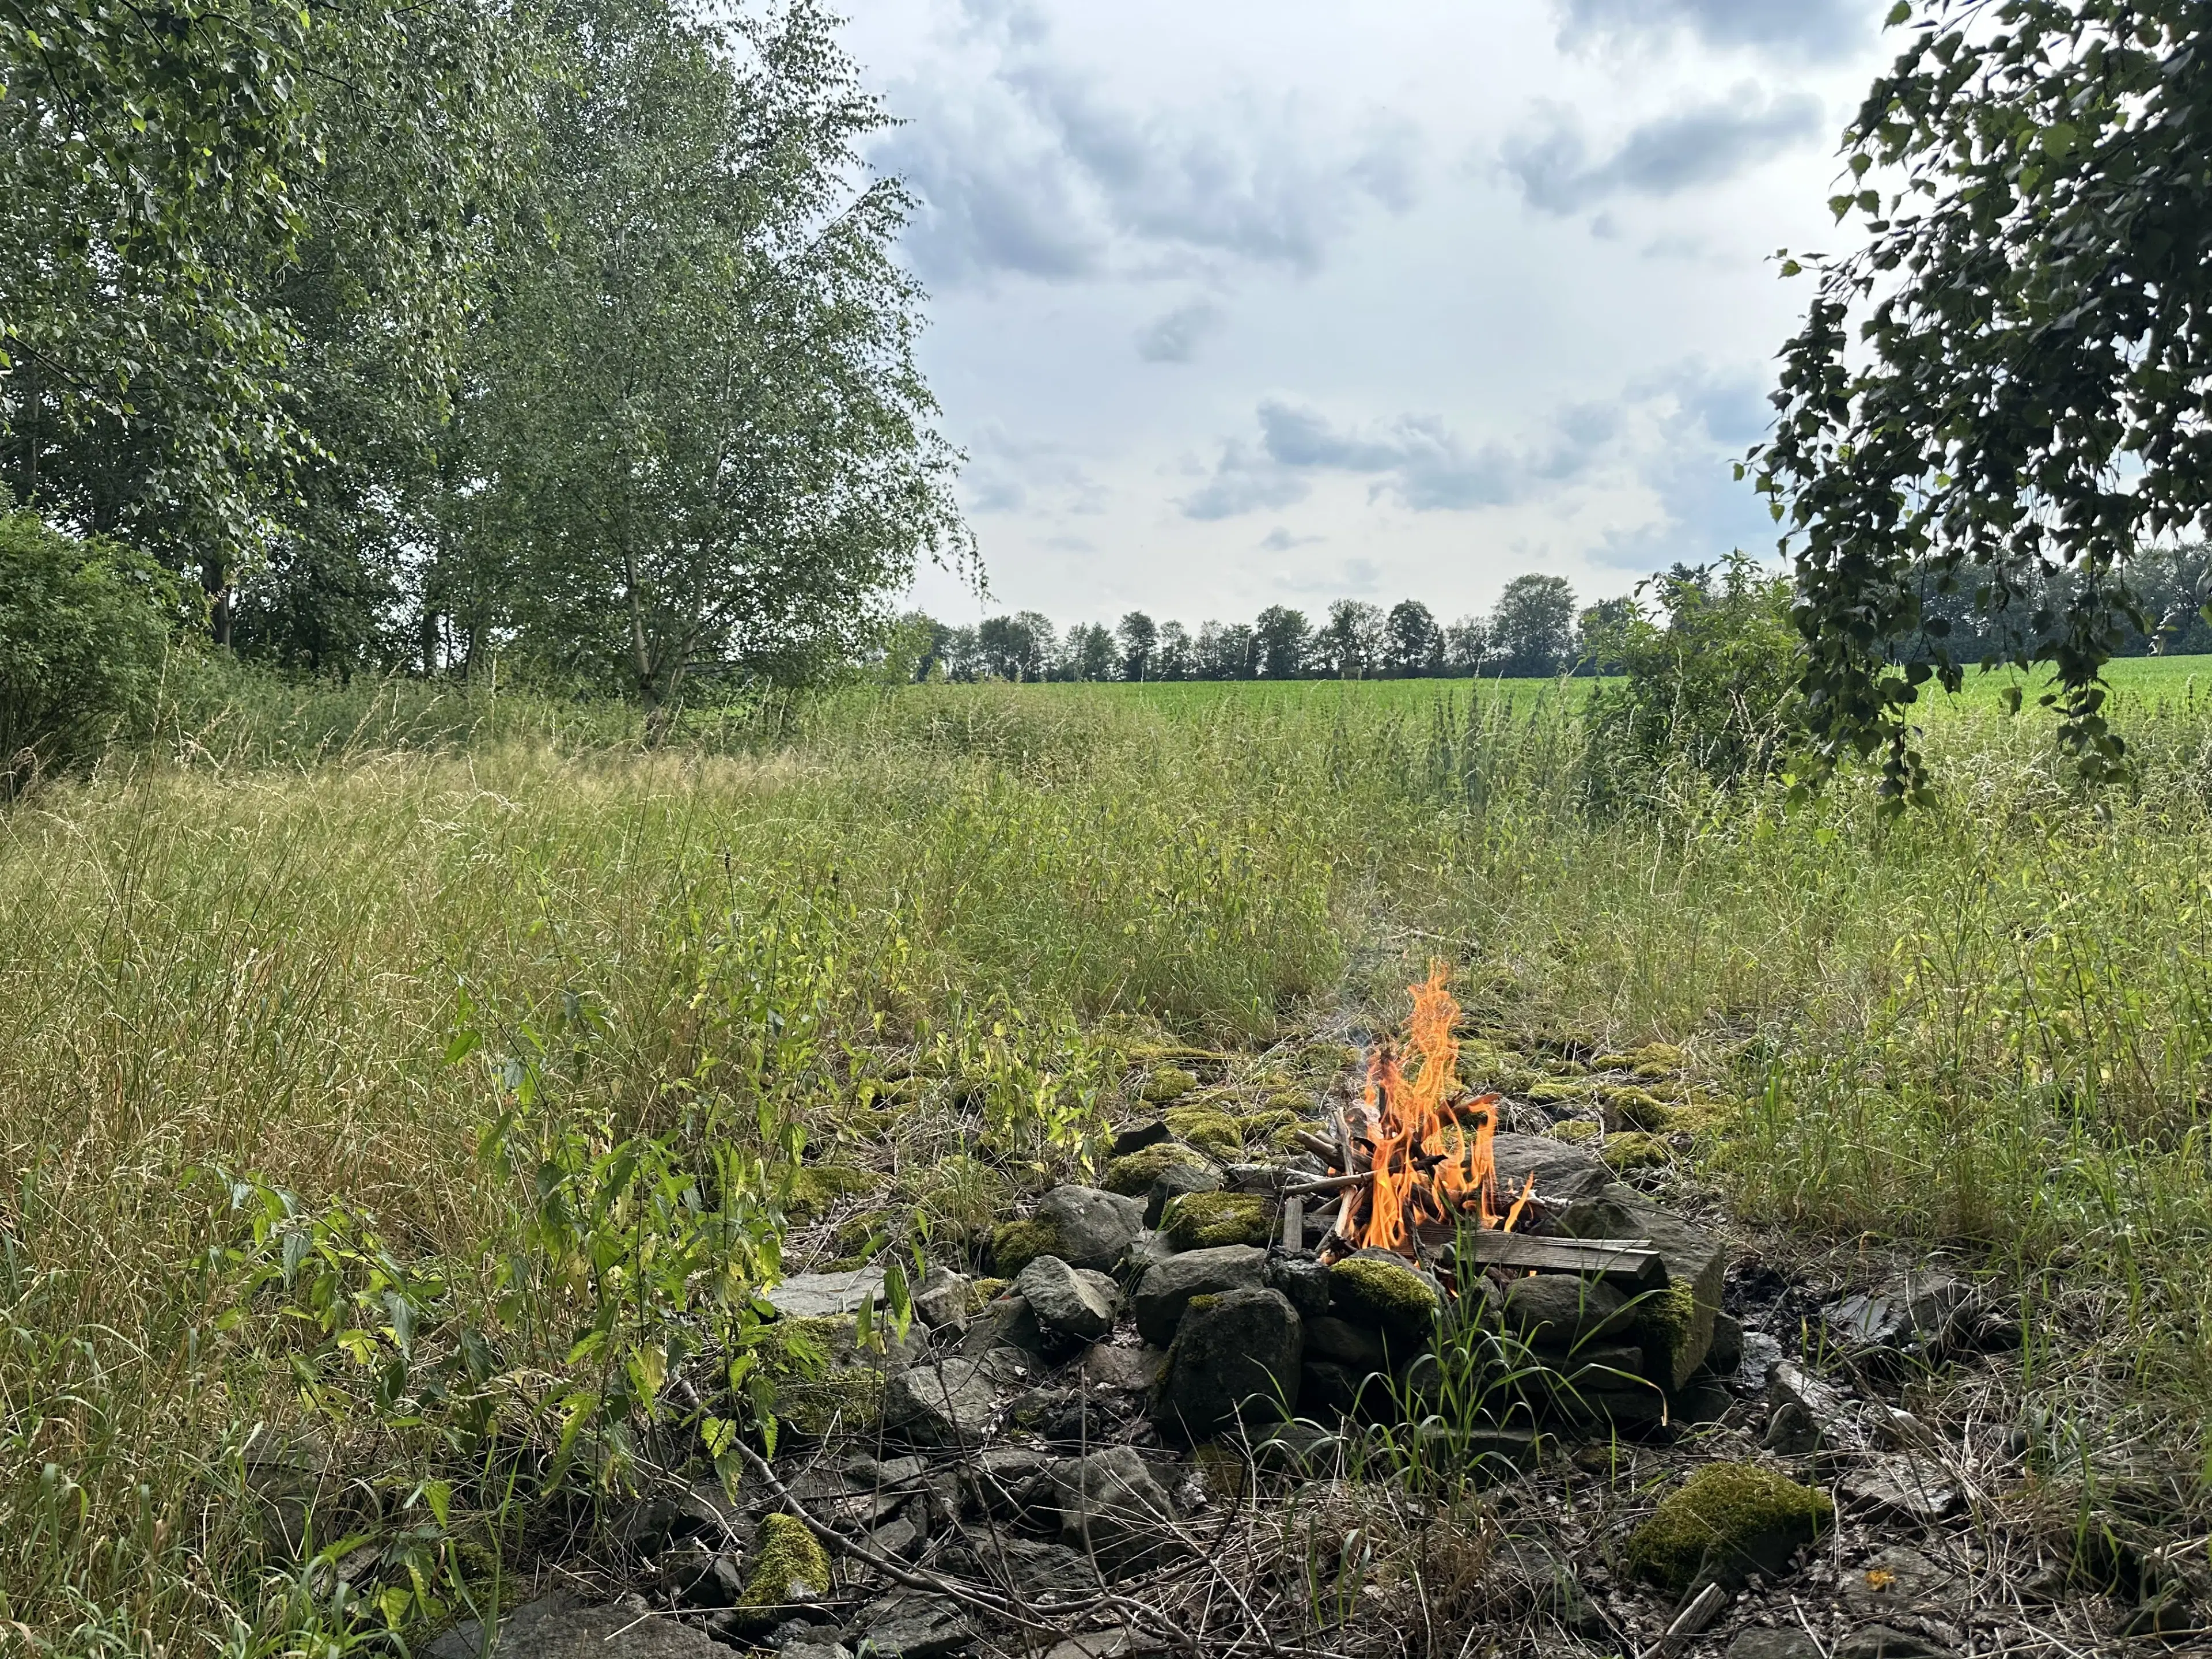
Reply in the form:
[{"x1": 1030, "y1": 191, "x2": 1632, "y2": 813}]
[{"x1": 1885, "y1": 0, "x2": 1910, "y2": 21}]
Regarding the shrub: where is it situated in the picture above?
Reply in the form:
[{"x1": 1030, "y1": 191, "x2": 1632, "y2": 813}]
[
  {"x1": 1581, "y1": 554, "x2": 1802, "y2": 806},
  {"x1": 0, "y1": 508, "x2": 188, "y2": 791}
]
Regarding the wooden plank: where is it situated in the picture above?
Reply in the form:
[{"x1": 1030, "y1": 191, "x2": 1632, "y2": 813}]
[
  {"x1": 1456, "y1": 1228, "x2": 1665, "y2": 1289},
  {"x1": 1280, "y1": 1194, "x2": 1303, "y2": 1252}
]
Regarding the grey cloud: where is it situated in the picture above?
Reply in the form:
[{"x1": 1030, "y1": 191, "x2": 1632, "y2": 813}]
[
  {"x1": 1505, "y1": 90, "x2": 1824, "y2": 214},
  {"x1": 1183, "y1": 397, "x2": 1616, "y2": 520},
  {"x1": 1259, "y1": 527, "x2": 1324, "y2": 552},
  {"x1": 1179, "y1": 441, "x2": 1312, "y2": 521},
  {"x1": 963, "y1": 422, "x2": 1105, "y2": 517},
  {"x1": 877, "y1": 20, "x2": 1423, "y2": 286},
  {"x1": 1136, "y1": 299, "x2": 1223, "y2": 363},
  {"x1": 1558, "y1": 0, "x2": 1869, "y2": 62}
]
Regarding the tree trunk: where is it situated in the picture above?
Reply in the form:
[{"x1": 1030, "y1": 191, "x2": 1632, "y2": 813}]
[{"x1": 201, "y1": 555, "x2": 233, "y2": 647}]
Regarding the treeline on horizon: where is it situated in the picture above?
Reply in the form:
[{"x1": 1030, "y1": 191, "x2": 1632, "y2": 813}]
[{"x1": 904, "y1": 546, "x2": 2212, "y2": 685}]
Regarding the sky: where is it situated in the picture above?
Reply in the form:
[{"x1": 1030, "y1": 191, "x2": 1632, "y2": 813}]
[{"x1": 844, "y1": 0, "x2": 1894, "y2": 631}]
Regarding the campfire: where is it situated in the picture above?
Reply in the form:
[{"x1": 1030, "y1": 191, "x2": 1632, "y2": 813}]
[{"x1": 1285, "y1": 965, "x2": 1539, "y2": 1267}]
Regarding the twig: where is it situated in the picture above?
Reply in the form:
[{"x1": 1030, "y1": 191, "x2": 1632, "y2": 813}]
[{"x1": 1637, "y1": 1582, "x2": 1729, "y2": 1659}]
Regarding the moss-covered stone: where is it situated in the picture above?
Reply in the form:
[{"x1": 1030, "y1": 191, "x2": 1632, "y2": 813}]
[
  {"x1": 1632, "y1": 1061, "x2": 1677, "y2": 1082},
  {"x1": 1160, "y1": 1190, "x2": 1273, "y2": 1249},
  {"x1": 990, "y1": 1216, "x2": 1063, "y2": 1277},
  {"x1": 968, "y1": 1276, "x2": 1007, "y2": 1310},
  {"x1": 1527, "y1": 1080, "x2": 1592, "y2": 1107},
  {"x1": 1236, "y1": 1107, "x2": 1299, "y2": 1140},
  {"x1": 1603, "y1": 1132, "x2": 1672, "y2": 1172},
  {"x1": 1162, "y1": 1106, "x2": 1243, "y2": 1158},
  {"x1": 747, "y1": 1317, "x2": 885, "y2": 1437},
  {"x1": 1548, "y1": 1118, "x2": 1601, "y2": 1145},
  {"x1": 1141, "y1": 1066, "x2": 1200, "y2": 1103},
  {"x1": 775, "y1": 1163, "x2": 881, "y2": 1220},
  {"x1": 1540, "y1": 1056, "x2": 1590, "y2": 1077},
  {"x1": 1589, "y1": 1052, "x2": 1635, "y2": 1071},
  {"x1": 1630, "y1": 1042, "x2": 1687, "y2": 1070},
  {"x1": 1325, "y1": 1255, "x2": 1442, "y2": 1339},
  {"x1": 1626, "y1": 1462, "x2": 1832, "y2": 1592},
  {"x1": 1599, "y1": 1086, "x2": 1676, "y2": 1131},
  {"x1": 1628, "y1": 1279, "x2": 1700, "y2": 1388},
  {"x1": 1270, "y1": 1118, "x2": 1330, "y2": 1153},
  {"x1": 1264, "y1": 1090, "x2": 1312, "y2": 1115},
  {"x1": 1103, "y1": 1139, "x2": 1207, "y2": 1196},
  {"x1": 740, "y1": 1513, "x2": 832, "y2": 1608}
]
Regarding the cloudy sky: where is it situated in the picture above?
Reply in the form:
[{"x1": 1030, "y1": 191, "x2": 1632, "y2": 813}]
[{"x1": 845, "y1": 0, "x2": 1893, "y2": 630}]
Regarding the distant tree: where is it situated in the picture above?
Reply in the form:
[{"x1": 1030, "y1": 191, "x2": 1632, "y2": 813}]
[
  {"x1": 942, "y1": 624, "x2": 981, "y2": 680},
  {"x1": 1384, "y1": 600, "x2": 1443, "y2": 677},
  {"x1": 1443, "y1": 615, "x2": 1487, "y2": 676},
  {"x1": 1117, "y1": 610, "x2": 1158, "y2": 681},
  {"x1": 1314, "y1": 599, "x2": 1387, "y2": 678},
  {"x1": 1064, "y1": 622, "x2": 1116, "y2": 681},
  {"x1": 978, "y1": 612, "x2": 1050, "y2": 679},
  {"x1": 1488, "y1": 574, "x2": 1576, "y2": 676},
  {"x1": 1575, "y1": 596, "x2": 1637, "y2": 676},
  {"x1": 1156, "y1": 620, "x2": 1194, "y2": 680},
  {"x1": 1252, "y1": 605, "x2": 1312, "y2": 679},
  {"x1": 1196, "y1": 620, "x2": 1257, "y2": 680}
]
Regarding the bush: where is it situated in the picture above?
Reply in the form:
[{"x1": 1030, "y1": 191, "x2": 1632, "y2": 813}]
[
  {"x1": 0, "y1": 508, "x2": 188, "y2": 791},
  {"x1": 1580, "y1": 554, "x2": 1801, "y2": 806}
]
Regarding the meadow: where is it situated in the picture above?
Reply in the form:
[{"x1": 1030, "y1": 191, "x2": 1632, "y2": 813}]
[{"x1": 8, "y1": 661, "x2": 2212, "y2": 1653}]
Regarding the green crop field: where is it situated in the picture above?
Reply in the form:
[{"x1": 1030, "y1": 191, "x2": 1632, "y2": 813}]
[{"x1": 8, "y1": 668, "x2": 2212, "y2": 1652}]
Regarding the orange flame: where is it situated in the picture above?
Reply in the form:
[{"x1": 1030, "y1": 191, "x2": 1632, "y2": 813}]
[{"x1": 1349, "y1": 963, "x2": 1530, "y2": 1253}]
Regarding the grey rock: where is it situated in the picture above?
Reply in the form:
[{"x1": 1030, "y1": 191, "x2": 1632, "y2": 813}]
[
  {"x1": 1737, "y1": 1328, "x2": 1783, "y2": 1393},
  {"x1": 1221, "y1": 1162, "x2": 1285, "y2": 1194},
  {"x1": 1080, "y1": 1343, "x2": 1167, "y2": 1393},
  {"x1": 1122, "y1": 1230, "x2": 1177, "y2": 1282},
  {"x1": 1502, "y1": 1274, "x2": 1631, "y2": 1349},
  {"x1": 847, "y1": 1590, "x2": 971, "y2": 1659},
  {"x1": 657, "y1": 1545, "x2": 743, "y2": 1607},
  {"x1": 1669, "y1": 1377, "x2": 1735, "y2": 1425},
  {"x1": 769, "y1": 1268, "x2": 888, "y2": 1320},
  {"x1": 611, "y1": 1483, "x2": 733, "y2": 1556},
  {"x1": 1132, "y1": 1244, "x2": 1267, "y2": 1344},
  {"x1": 428, "y1": 1593, "x2": 724, "y2": 1658},
  {"x1": 1042, "y1": 1630, "x2": 1132, "y2": 1659},
  {"x1": 1703, "y1": 1310, "x2": 1745, "y2": 1376},
  {"x1": 1265, "y1": 1251, "x2": 1331, "y2": 1318},
  {"x1": 1491, "y1": 1131, "x2": 1614, "y2": 1202},
  {"x1": 1554, "y1": 1380, "x2": 1670, "y2": 1426},
  {"x1": 869, "y1": 1514, "x2": 924, "y2": 1562},
  {"x1": 1154, "y1": 1286, "x2": 1303, "y2": 1438},
  {"x1": 961, "y1": 1445, "x2": 1052, "y2": 1521},
  {"x1": 949, "y1": 1535, "x2": 1099, "y2": 1601},
  {"x1": 1839, "y1": 1457, "x2": 1964, "y2": 1524},
  {"x1": 885, "y1": 1358, "x2": 998, "y2": 1447},
  {"x1": 1560, "y1": 1183, "x2": 1728, "y2": 1385},
  {"x1": 1111, "y1": 1118, "x2": 1171, "y2": 1157},
  {"x1": 1725, "y1": 1633, "x2": 1823, "y2": 1659},
  {"x1": 1552, "y1": 1341, "x2": 1648, "y2": 1382},
  {"x1": 850, "y1": 1453, "x2": 930, "y2": 1488},
  {"x1": 1764, "y1": 1359, "x2": 1871, "y2": 1461},
  {"x1": 1303, "y1": 1315, "x2": 1388, "y2": 1371},
  {"x1": 1843, "y1": 1546, "x2": 1961, "y2": 1616},
  {"x1": 1037, "y1": 1186, "x2": 1145, "y2": 1271},
  {"x1": 1145, "y1": 1162, "x2": 1221, "y2": 1228},
  {"x1": 912, "y1": 1266, "x2": 973, "y2": 1331},
  {"x1": 1300, "y1": 1358, "x2": 1373, "y2": 1418},
  {"x1": 1411, "y1": 1421, "x2": 1539, "y2": 1478},
  {"x1": 1834, "y1": 1627, "x2": 1950, "y2": 1659},
  {"x1": 779, "y1": 1642, "x2": 853, "y2": 1659},
  {"x1": 1014, "y1": 1256, "x2": 1120, "y2": 1342},
  {"x1": 1825, "y1": 1270, "x2": 1976, "y2": 1362},
  {"x1": 955, "y1": 1293, "x2": 1044, "y2": 1358},
  {"x1": 1046, "y1": 1446, "x2": 1180, "y2": 1572}
]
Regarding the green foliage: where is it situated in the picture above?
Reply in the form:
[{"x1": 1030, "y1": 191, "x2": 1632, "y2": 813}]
[
  {"x1": 1580, "y1": 556, "x2": 1802, "y2": 804},
  {"x1": 0, "y1": 508, "x2": 186, "y2": 787},
  {"x1": 1754, "y1": 1, "x2": 2212, "y2": 800}
]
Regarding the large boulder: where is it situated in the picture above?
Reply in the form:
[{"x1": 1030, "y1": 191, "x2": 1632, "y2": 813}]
[
  {"x1": 1046, "y1": 1447, "x2": 1180, "y2": 1573},
  {"x1": 1014, "y1": 1256, "x2": 1120, "y2": 1342},
  {"x1": 767, "y1": 1268, "x2": 887, "y2": 1320},
  {"x1": 1158, "y1": 1190, "x2": 1272, "y2": 1250},
  {"x1": 426, "y1": 1593, "x2": 725, "y2": 1658},
  {"x1": 1562, "y1": 1183, "x2": 1729, "y2": 1387},
  {"x1": 1501, "y1": 1275, "x2": 1632, "y2": 1351},
  {"x1": 1037, "y1": 1185, "x2": 1145, "y2": 1271},
  {"x1": 1153, "y1": 1287, "x2": 1304, "y2": 1439},
  {"x1": 885, "y1": 1358, "x2": 998, "y2": 1447},
  {"x1": 1491, "y1": 1132, "x2": 1614, "y2": 1203},
  {"x1": 1132, "y1": 1245, "x2": 1267, "y2": 1344}
]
